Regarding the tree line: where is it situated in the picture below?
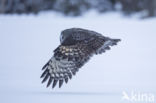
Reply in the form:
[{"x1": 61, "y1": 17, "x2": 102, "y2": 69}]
[{"x1": 0, "y1": 0, "x2": 156, "y2": 17}]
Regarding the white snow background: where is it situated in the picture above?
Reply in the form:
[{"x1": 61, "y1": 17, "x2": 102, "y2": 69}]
[{"x1": 0, "y1": 11, "x2": 156, "y2": 103}]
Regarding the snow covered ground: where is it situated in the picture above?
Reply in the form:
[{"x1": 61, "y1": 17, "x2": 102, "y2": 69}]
[{"x1": 0, "y1": 11, "x2": 156, "y2": 103}]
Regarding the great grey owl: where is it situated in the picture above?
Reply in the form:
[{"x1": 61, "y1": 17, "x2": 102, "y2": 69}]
[{"x1": 41, "y1": 28, "x2": 121, "y2": 88}]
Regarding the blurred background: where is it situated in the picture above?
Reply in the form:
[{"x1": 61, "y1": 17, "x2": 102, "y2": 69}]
[
  {"x1": 0, "y1": 0, "x2": 156, "y2": 18},
  {"x1": 0, "y1": 0, "x2": 156, "y2": 103}
]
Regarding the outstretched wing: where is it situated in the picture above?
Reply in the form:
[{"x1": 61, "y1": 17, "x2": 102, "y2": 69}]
[
  {"x1": 61, "y1": 28, "x2": 121, "y2": 55},
  {"x1": 41, "y1": 43, "x2": 93, "y2": 88},
  {"x1": 76, "y1": 32, "x2": 121, "y2": 55},
  {"x1": 85, "y1": 36, "x2": 121, "y2": 54}
]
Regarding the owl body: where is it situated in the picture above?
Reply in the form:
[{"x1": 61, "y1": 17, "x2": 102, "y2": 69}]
[{"x1": 41, "y1": 28, "x2": 121, "y2": 88}]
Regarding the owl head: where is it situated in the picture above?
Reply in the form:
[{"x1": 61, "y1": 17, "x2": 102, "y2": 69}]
[
  {"x1": 60, "y1": 28, "x2": 80, "y2": 43},
  {"x1": 60, "y1": 29, "x2": 72, "y2": 43},
  {"x1": 60, "y1": 28, "x2": 95, "y2": 45}
]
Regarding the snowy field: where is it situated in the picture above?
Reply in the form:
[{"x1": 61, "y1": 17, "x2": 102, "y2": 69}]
[{"x1": 0, "y1": 11, "x2": 156, "y2": 103}]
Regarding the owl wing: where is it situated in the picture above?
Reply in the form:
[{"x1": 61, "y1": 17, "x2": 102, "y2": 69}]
[
  {"x1": 41, "y1": 43, "x2": 93, "y2": 88},
  {"x1": 62, "y1": 28, "x2": 120, "y2": 54},
  {"x1": 83, "y1": 35, "x2": 121, "y2": 54}
]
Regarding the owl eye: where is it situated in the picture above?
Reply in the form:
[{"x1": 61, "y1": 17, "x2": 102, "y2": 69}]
[
  {"x1": 60, "y1": 33, "x2": 65, "y2": 42},
  {"x1": 62, "y1": 35, "x2": 65, "y2": 40}
]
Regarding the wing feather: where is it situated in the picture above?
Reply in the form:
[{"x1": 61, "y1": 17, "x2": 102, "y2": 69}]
[{"x1": 41, "y1": 43, "x2": 92, "y2": 88}]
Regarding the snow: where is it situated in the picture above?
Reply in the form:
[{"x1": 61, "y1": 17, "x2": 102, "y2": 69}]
[{"x1": 0, "y1": 11, "x2": 156, "y2": 103}]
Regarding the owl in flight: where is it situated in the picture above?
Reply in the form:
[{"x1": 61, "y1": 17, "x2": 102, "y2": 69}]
[{"x1": 41, "y1": 28, "x2": 121, "y2": 88}]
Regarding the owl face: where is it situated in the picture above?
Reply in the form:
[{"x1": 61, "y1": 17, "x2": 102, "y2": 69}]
[{"x1": 60, "y1": 29, "x2": 72, "y2": 43}]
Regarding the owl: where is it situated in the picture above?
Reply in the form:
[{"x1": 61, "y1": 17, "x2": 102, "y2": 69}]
[{"x1": 41, "y1": 28, "x2": 121, "y2": 88}]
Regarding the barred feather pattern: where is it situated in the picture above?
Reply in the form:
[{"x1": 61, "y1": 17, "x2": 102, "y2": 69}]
[
  {"x1": 41, "y1": 43, "x2": 92, "y2": 88},
  {"x1": 41, "y1": 38, "x2": 120, "y2": 88}
]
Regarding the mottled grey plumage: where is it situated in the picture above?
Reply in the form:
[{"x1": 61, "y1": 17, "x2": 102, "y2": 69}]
[{"x1": 41, "y1": 28, "x2": 121, "y2": 88}]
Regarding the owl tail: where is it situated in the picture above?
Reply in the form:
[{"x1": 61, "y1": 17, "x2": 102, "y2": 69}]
[{"x1": 96, "y1": 38, "x2": 121, "y2": 54}]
